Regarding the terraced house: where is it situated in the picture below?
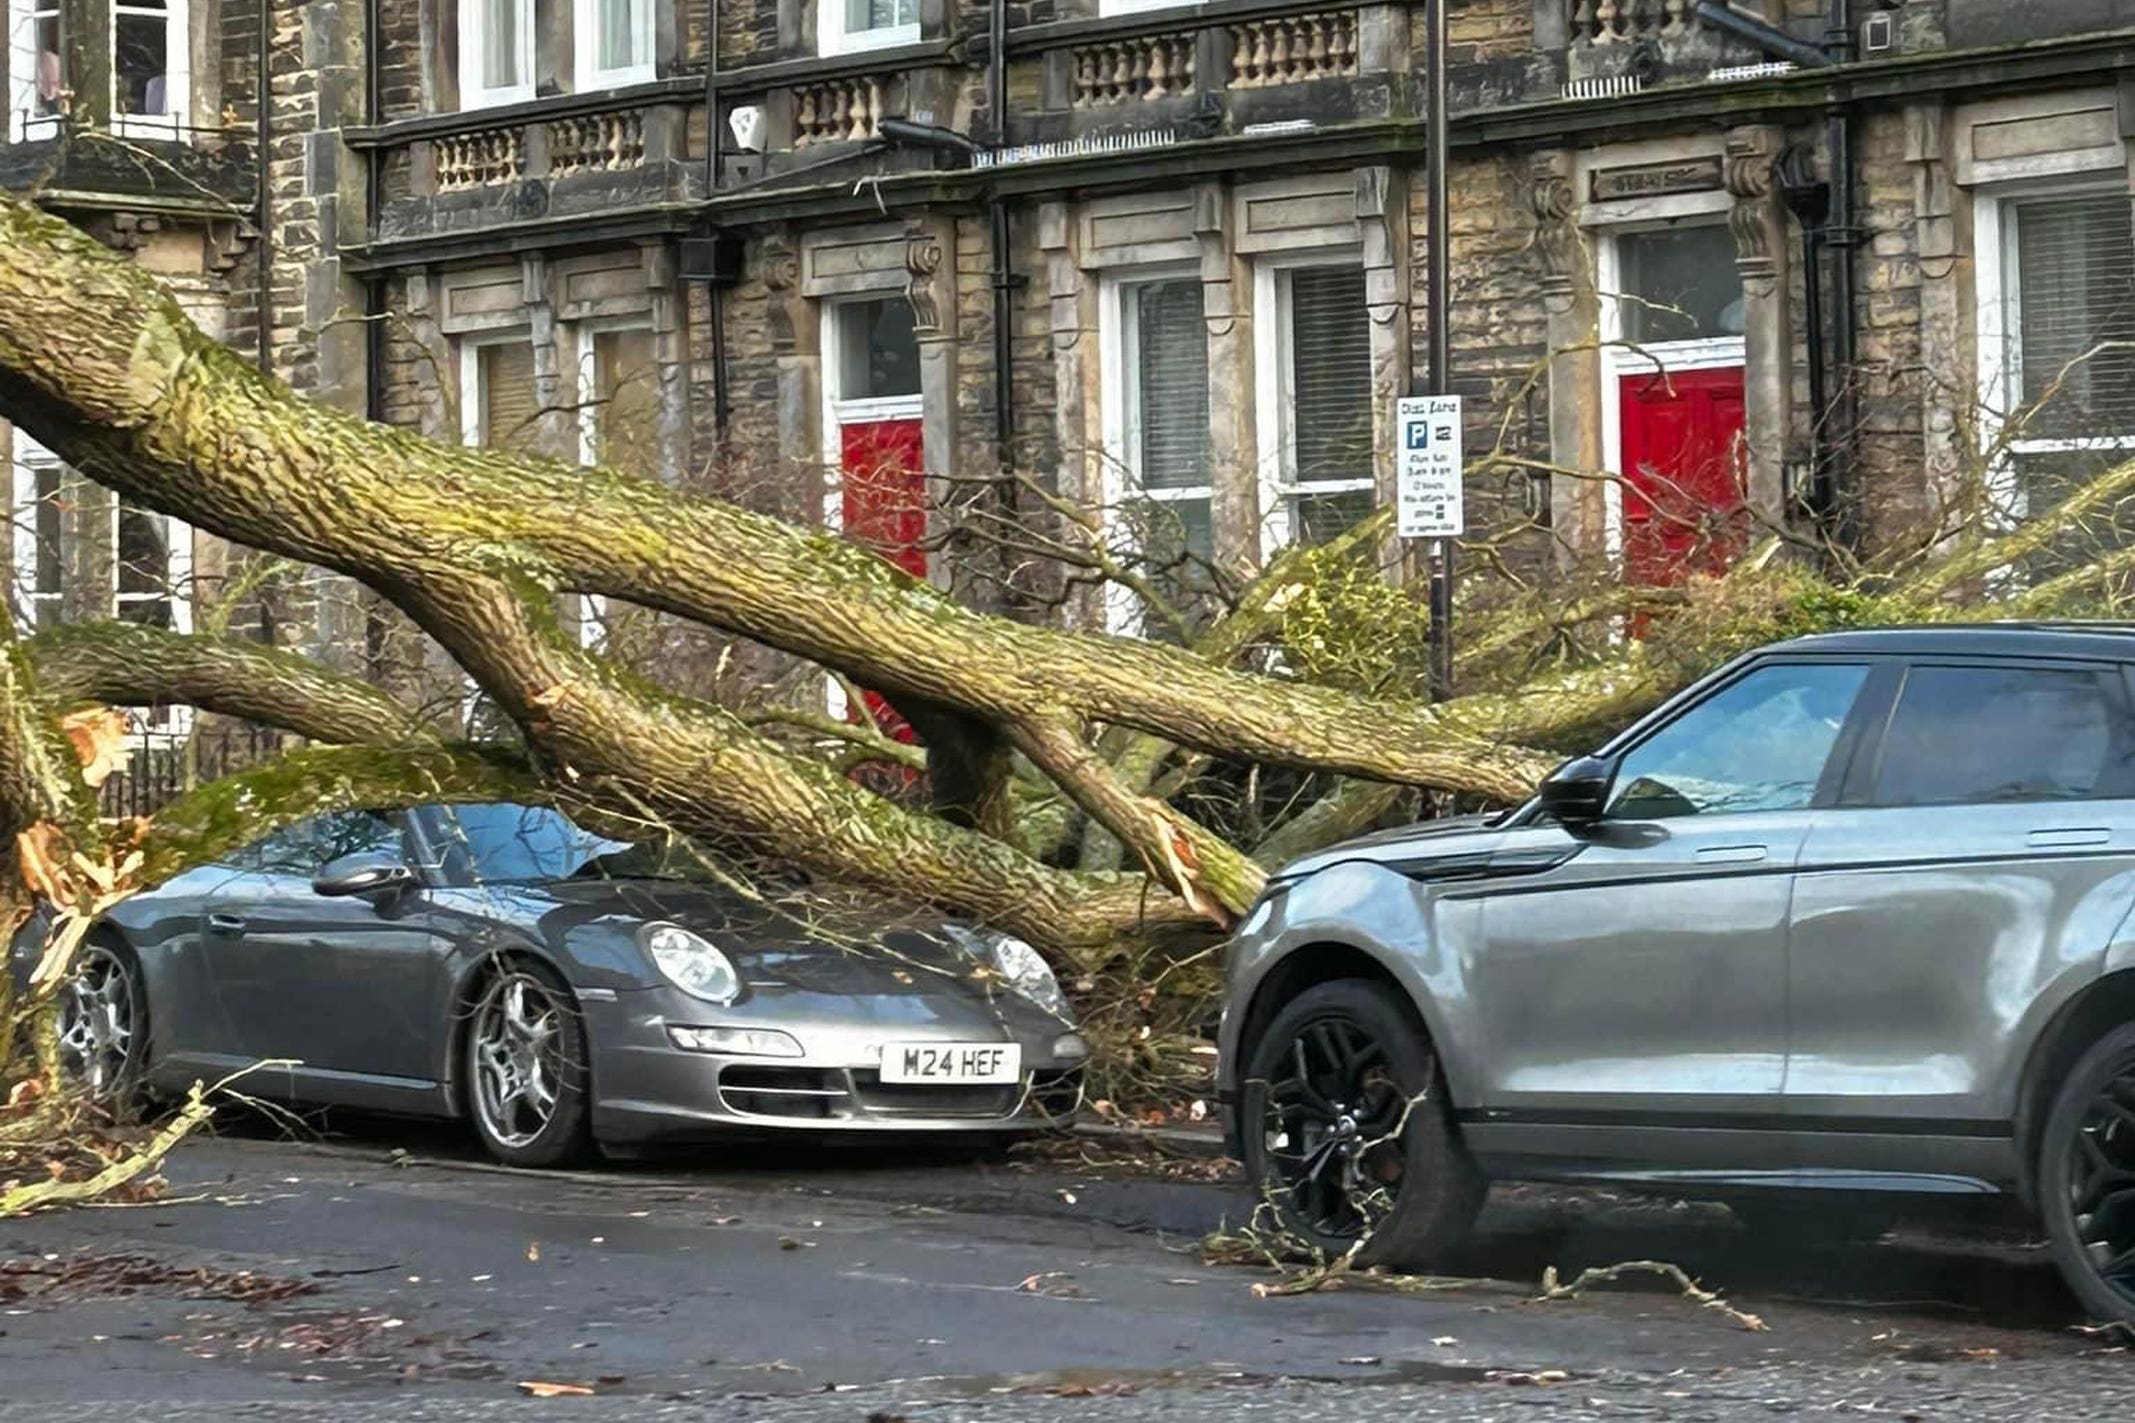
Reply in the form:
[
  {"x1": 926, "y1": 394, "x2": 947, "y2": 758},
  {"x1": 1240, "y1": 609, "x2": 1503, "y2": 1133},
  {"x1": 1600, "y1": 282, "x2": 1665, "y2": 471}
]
[{"x1": 8, "y1": 0, "x2": 2135, "y2": 707}]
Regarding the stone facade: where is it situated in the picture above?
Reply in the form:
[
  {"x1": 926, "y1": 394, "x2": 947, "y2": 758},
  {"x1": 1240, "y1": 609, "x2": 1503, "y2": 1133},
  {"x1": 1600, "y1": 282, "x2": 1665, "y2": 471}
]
[{"x1": 11, "y1": 0, "x2": 2135, "y2": 737}]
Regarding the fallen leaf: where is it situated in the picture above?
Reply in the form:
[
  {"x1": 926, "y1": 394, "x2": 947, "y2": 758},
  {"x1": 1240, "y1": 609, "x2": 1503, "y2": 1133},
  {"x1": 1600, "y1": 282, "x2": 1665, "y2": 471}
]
[
  {"x1": 525, "y1": 1244, "x2": 541, "y2": 1262},
  {"x1": 1340, "y1": 1355, "x2": 1381, "y2": 1366},
  {"x1": 1432, "y1": 1335, "x2": 1458, "y2": 1346},
  {"x1": 777, "y1": 1237, "x2": 814, "y2": 1251},
  {"x1": 516, "y1": 1381, "x2": 594, "y2": 1398}
]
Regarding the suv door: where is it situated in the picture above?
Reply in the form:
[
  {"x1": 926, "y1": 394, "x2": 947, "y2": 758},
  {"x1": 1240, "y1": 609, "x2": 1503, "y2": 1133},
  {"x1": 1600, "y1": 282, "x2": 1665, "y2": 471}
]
[
  {"x1": 1786, "y1": 659, "x2": 2135, "y2": 1148},
  {"x1": 1463, "y1": 659, "x2": 1875, "y2": 1161}
]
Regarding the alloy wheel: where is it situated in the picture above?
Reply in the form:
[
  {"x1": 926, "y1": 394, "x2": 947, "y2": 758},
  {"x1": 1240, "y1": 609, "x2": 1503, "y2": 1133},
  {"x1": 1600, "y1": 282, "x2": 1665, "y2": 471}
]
[
  {"x1": 472, "y1": 973, "x2": 570, "y2": 1149},
  {"x1": 57, "y1": 945, "x2": 135, "y2": 1100},
  {"x1": 1257, "y1": 1014, "x2": 1414, "y2": 1241},
  {"x1": 2062, "y1": 1067, "x2": 2135, "y2": 1309}
]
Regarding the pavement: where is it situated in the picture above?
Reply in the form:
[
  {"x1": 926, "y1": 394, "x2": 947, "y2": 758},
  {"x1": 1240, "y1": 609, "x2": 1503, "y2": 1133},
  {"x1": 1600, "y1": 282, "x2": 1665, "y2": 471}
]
[{"x1": 1, "y1": 1115, "x2": 2131, "y2": 1420}]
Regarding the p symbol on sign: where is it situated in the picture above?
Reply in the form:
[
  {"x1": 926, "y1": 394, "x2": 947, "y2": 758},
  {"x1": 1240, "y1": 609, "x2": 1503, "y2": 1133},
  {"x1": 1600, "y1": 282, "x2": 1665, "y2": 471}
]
[{"x1": 1406, "y1": 423, "x2": 1431, "y2": 450}]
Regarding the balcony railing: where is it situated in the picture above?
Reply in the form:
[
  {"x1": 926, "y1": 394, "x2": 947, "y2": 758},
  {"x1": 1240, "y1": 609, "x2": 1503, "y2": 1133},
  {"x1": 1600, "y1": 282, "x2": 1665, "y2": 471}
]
[
  {"x1": 1228, "y1": 11, "x2": 1358, "y2": 88},
  {"x1": 1571, "y1": 0, "x2": 1690, "y2": 44}
]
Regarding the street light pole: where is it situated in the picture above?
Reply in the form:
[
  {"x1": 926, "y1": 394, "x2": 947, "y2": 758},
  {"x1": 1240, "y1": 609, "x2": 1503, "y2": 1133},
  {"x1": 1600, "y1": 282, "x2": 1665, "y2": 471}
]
[{"x1": 1423, "y1": 0, "x2": 1454, "y2": 701}]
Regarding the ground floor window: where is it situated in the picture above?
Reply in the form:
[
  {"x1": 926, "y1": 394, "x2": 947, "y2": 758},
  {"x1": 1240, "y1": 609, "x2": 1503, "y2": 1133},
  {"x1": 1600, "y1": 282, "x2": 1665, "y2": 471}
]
[
  {"x1": 1257, "y1": 260, "x2": 1375, "y2": 552},
  {"x1": 1984, "y1": 189, "x2": 2135, "y2": 572},
  {"x1": 9, "y1": 431, "x2": 192, "y2": 731},
  {"x1": 1103, "y1": 271, "x2": 1213, "y2": 634}
]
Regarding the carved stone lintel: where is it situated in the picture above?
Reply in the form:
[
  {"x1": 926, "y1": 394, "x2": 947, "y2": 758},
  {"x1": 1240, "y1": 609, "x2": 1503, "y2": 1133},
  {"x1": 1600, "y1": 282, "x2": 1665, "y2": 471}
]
[
  {"x1": 1725, "y1": 125, "x2": 1784, "y2": 296},
  {"x1": 1527, "y1": 151, "x2": 1579, "y2": 314},
  {"x1": 903, "y1": 226, "x2": 944, "y2": 337}
]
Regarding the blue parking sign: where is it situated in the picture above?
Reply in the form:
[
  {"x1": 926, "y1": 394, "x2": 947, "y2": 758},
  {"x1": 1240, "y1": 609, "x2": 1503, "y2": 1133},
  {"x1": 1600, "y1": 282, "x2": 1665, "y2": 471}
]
[{"x1": 1406, "y1": 421, "x2": 1431, "y2": 450}]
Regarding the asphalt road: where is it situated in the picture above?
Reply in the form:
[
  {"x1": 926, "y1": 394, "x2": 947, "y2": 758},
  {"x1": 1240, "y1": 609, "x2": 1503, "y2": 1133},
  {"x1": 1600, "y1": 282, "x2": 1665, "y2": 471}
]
[{"x1": 1, "y1": 1118, "x2": 2131, "y2": 1420}]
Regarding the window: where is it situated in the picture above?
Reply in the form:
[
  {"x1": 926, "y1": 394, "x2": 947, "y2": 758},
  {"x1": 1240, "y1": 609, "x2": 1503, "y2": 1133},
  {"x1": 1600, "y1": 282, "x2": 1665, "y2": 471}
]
[
  {"x1": 1097, "y1": 0, "x2": 1200, "y2": 13},
  {"x1": 1614, "y1": 225, "x2": 1746, "y2": 345},
  {"x1": 573, "y1": 0, "x2": 654, "y2": 89},
  {"x1": 112, "y1": 0, "x2": 187, "y2": 134},
  {"x1": 1989, "y1": 193, "x2": 2135, "y2": 554},
  {"x1": 232, "y1": 810, "x2": 407, "y2": 877},
  {"x1": 1105, "y1": 274, "x2": 1212, "y2": 632},
  {"x1": 461, "y1": 336, "x2": 542, "y2": 451},
  {"x1": 424, "y1": 803, "x2": 629, "y2": 883},
  {"x1": 459, "y1": 0, "x2": 535, "y2": 107},
  {"x1": 1872, "y1": 664, "x2": 2135, "y2": 807},
  {"x1": 831, "y1": 296, "x2": 921, "y2": 403},
  {"x1": 5, "y1": 0, "x2": 62, "y2": 140},
  {"x1": 11, "y1": 430, "x2": 188, "y2": 634},
  {"x1": 819, "y1": 0, "x2": 918, "y2": 57},
  {"x1": 12, "y1": 437, "x2": 61, "y2": 628},
  {"x1": 1608, "y1": 662, "x2": 1868, "y2": 820},
  {"x1": 1263, "y1": 263, "x2": 1375, "y2": 549}
]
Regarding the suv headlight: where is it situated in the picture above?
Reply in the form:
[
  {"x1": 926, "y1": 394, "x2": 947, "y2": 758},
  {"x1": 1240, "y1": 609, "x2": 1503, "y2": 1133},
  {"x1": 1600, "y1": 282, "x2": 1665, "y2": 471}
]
[
  {"x1": 638, "y1": 921, "x2": 741, "y2": 1005},
  {"x1": 946, "y1": 926, "x2": 1072, "y2": 1021}
]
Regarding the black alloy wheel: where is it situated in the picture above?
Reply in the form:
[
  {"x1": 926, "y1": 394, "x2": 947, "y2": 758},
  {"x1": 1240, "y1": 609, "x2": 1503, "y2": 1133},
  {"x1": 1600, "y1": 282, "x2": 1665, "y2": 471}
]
[
  {"x1": 2042, "y1": 1023, "x2": 2135, "y2": 1323},
  {"x1": 1239, "y1": 980, "x2": 1483, "y2": 1267}
]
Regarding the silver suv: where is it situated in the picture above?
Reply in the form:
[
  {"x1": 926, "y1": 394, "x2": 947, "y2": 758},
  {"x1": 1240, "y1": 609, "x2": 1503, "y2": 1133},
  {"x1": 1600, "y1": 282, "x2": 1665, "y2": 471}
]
[{"x1": 1220, "y1": 625, "x2": 2135, "y2": 1320}]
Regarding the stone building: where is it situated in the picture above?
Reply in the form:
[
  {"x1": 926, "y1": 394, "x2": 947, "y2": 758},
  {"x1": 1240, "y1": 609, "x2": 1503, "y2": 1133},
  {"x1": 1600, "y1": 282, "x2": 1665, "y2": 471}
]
[{"x1": 9, "y1": 0, "x2": 2135, "y2": 722}]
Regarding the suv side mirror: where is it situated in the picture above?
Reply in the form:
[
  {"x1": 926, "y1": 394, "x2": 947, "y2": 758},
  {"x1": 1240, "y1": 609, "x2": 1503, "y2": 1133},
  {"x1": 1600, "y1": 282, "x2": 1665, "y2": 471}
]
[
  {"x1": 1537, "y1": 755, "x2": 1615, "y2": 827},
  {"x1": 314, "y1": 851, "x2": 415, "y2": 899}
]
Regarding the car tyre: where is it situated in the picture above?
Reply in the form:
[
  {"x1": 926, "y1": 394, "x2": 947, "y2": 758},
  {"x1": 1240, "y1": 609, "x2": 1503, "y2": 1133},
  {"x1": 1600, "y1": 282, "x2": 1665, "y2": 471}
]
[
  {"x1": 465, "y1": 960, "x2": 594, "y2": 1169},
  {"x1": 56, "y1": 937, "x2": 149, "y2": 1123},
  {"x1": 1239, "y1": 979, "x2": 1484, "y2": 1268},
  {"x1": 2042, "y1": 1022, "x2": 2135, "y2": 1323}
]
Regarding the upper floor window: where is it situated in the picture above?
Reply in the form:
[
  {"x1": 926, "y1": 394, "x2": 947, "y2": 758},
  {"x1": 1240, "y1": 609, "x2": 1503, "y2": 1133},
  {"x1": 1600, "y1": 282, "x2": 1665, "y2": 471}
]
[
  {"x1": 820, "y1": 0, "x2": 918, "y2": 57},
  {"x1": 574, "y1": 0, "x2": 654, "y2": 89},
  {"x1": 113, "y1": 0, "x2": 187, "y2": 135},
  {"x1": 460, "y1": 0, "x2": 535, "y2": 107},
  {"x1": 5, "y1": 0, "x2": 62, "y2": 140},
  {"x1": 1097, "y1": 0, "x2": 1201, "y2": 14}
]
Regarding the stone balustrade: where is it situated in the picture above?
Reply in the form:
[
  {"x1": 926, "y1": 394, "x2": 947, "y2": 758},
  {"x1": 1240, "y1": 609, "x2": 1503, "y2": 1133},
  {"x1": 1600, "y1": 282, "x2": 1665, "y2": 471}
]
[
  {"x1": 1228, "y1": 10, "x2": 1359, "y2": 89},
  {"x1": 547, "y1": 109, "x2": 647, "y2": 177},
  {"x1": 1071, "y1": 31, "x2": 1199, "y2": 107},
  {"x1": 1571, "y1": 0, "x2": 1689, "y2": 44},
  {"x1": 793, "y1": 76, "x2": 885, "y2": 145},
  {"x1": 434, "y1": 126, "x2": 525, "y2": 191}
]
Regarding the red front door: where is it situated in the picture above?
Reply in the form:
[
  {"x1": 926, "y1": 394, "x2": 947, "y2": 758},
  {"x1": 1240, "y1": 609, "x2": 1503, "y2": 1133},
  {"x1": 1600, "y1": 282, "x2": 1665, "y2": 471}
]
[
  {"x1": 1619, "y1": 364, "x2": 1748, "y2": 587},
  {"x1": 836, "y1": 416, "x2": 926, "y2": 766}
]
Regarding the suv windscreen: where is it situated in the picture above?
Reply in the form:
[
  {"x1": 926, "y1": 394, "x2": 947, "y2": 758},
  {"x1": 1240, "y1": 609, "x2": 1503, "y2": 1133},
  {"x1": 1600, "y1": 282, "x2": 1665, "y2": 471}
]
[
  {"x1": 1873, "y1": 664, "x2": 2135, "y2": 806},
  {"x1": 1608, "y1": 662, "x2": 1868, "y2": 820}
]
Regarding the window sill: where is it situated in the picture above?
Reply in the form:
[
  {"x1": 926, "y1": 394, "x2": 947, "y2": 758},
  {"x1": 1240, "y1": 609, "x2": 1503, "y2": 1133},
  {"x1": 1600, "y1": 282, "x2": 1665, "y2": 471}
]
[
  {"x1": 819, "y1": 22, "x2": 923, "y2": 59},
  {"x1": 712, "y1": 37, "x2": 957, "y2": 89},
  {"x1": 1004, "y1": 0, "x2": 1368, "y2": 57}
]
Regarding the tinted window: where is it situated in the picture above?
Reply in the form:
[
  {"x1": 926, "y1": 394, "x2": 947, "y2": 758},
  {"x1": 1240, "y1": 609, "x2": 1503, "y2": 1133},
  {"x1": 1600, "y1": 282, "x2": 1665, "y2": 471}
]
[
  {"x1": 1873, "y1": 665, "x2": 2133, "y2": 806},
  {"x1": 1609, "y1": 663, "x2": 1868, "y2": 820},
  {"x1": 229, "y1": 810, "x2": 404, "y2": 876},
  {"x1": 429, "y1": 804, "x2": 631, "y2": 884}
]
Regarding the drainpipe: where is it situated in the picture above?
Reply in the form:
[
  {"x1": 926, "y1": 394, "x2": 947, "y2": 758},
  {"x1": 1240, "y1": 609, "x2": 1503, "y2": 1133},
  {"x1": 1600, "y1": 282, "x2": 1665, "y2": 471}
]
[
  {"x1": 254, "y1": 0, "x2": 272, "y2": 373},
  {"x1": 704, "y1": 0, "x2": 730, "y2": 432},
  {"x1": 1822, "y1": 0, "x2": 1858, "y2": 546},
  {"x1": 987, "y1": 0, "x2": 1014, "y2": 486},
  {"x1": 362, "y1": 0, "x2": 384, "y2": 424}
]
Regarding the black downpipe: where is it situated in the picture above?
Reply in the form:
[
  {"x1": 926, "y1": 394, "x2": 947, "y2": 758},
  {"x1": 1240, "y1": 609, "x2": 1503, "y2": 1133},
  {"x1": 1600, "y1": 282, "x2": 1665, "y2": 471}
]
[
  {"x1": 987, "y1": 0, "x2": 1013, "y2": 483},
  {"x1": 1822, "y1": 0, "x2": 1857, "y2": 545},
  {"x1": 704, "y1": 0, "x2": 730, "y2": 432},
  {"x1": 362, "y1": 0, "x2": 384, "y2": 424},
  {"x1": 254, "y1": 0, "x2": 272, "y2": 372},
  {"x1": 1801, "y1": 220, "x2": 1827, "y2": 509}
]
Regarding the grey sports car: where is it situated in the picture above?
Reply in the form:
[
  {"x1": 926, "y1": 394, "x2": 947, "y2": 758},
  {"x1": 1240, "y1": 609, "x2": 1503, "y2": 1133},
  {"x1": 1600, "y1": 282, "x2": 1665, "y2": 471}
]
[{"x1": 13, "y1": 802, "x2": 1088, "y2": 1165}]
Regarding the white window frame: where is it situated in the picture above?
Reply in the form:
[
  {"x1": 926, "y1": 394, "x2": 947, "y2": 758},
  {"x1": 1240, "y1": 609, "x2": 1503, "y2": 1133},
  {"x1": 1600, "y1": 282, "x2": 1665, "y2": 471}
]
[
  {"x1": 10, "y1": 430, "x2": 193, "y2": 737},
  {"x1": 5, "y1": 0, "x2": 62, "y2": 140},
  {"x1": 1973, "y1": 181, "x2": 2135, "y2": 529},
  {"x1": 458, "y1": 0, "x2": 536, "y2": 109},
  {"x1": 572, "y1": 0, "x2": 655, "y2": 91},
  {"x1": 1594, "y1": 222, "x2": 1748, "y2": 565},
  {"x1": 571, "y1": 319, "x2": 660, "y2": 648},
  {"x1": 458, "y1": 328, "x2": 538, "y2": 448},
  {"x1": 1099, "y1": 265, "x2": 1211, "y2": 635},
  {"x1": 1252, "y1": 250, "x2": 1375, "y2": 558},
  {"x1": 110, "y1": 0, "x2": 188, "y2": 138},
  {"x1": 817, "y1": 0, "x2": 920, "y2": 59}
]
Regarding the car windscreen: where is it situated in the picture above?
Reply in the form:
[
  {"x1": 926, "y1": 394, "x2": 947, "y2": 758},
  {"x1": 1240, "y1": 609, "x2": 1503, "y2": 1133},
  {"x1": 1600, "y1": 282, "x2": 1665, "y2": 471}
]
[{"x1": 427, "y1": 803, "x2": 637, "y2": 884}]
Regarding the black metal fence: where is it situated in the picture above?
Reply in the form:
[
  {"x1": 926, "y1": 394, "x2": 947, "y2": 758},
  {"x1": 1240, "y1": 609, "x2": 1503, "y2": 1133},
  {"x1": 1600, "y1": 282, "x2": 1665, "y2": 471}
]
[{"x1": 97, "y1": 721, "x2": 292, "y2": 821}]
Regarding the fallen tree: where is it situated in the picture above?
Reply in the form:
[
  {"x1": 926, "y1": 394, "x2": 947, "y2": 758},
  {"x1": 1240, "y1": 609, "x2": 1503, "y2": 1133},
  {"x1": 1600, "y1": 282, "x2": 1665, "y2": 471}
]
[{"x1": 4, "y1": 183, "x2": 2135, "y2": 1183}]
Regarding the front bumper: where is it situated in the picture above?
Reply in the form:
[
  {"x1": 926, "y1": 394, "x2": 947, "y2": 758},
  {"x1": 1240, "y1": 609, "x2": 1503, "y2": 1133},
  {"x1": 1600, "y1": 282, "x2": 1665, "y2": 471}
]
[{"x1": 582, "y1": 989, "x2": 1086, "y2": 1143}]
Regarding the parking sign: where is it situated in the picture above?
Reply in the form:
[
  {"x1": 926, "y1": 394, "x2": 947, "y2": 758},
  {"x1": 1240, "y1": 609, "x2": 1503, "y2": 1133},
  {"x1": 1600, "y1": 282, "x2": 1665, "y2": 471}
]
[{"x1": 1396, "y1": 395, "x2": 1464, "y2": 539}]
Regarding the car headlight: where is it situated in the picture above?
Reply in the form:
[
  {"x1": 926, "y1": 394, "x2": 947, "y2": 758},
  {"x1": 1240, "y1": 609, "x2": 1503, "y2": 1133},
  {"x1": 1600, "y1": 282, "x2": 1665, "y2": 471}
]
[
  {"x1": 947, "y1": 926, "x2": 1071, "y2": 1021},
  {"x1": 638, "y1": 921, "x2": 740, "y2": 1005}
]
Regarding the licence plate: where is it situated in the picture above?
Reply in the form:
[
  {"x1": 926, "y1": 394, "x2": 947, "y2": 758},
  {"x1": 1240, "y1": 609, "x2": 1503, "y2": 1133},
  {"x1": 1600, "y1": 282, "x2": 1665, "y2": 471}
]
[{"x1": 880, "y1": 1041, "x2": 1022, "y2": 1085}]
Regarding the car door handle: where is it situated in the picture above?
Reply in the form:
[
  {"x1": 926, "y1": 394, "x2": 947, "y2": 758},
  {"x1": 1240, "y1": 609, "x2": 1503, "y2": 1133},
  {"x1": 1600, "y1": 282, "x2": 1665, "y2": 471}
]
[
  {"x1": 2028, "y1": 827, "x2": 2112, "y2": 848},
  {"x1": 207, "y1": 912, "x2": 248, "y2": 934},
  {"x1": 1694, "y1": 844, "x2": 1768, "y2": 865}
]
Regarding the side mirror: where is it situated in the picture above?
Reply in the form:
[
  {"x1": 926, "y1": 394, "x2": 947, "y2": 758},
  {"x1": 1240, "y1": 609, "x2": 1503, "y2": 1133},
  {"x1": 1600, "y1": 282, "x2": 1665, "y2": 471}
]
[
  {"x1": 313, "y1": 851, "x2": 415, "y2": 899},
  {"x1": 1537, "y1": 755, "x2": 1615, "y2": 827}
]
